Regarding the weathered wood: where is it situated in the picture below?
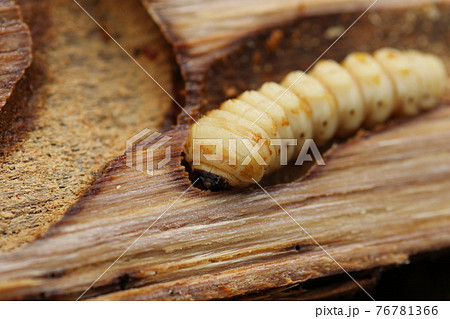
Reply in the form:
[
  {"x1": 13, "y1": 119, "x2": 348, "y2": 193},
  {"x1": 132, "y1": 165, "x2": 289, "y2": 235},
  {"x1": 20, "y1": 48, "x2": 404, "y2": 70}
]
[
  {"x1": 0, "y1": 0, "x2": 31, "y2": 111},
  {"x1": 0, "y1": 0, "x2": 33, "y2": 149},
  {"x1": 0, "y1": 0, "x2": 449, "y2": 300},
  {"x1": 0, "y1": 104, "x2": 449, "y2": 300}
]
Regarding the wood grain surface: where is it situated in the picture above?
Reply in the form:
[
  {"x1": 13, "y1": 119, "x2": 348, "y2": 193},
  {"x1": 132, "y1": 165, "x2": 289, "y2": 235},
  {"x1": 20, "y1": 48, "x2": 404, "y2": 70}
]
[{"x1": 0, "y1": 103, "x2": 449, "y2": 300}]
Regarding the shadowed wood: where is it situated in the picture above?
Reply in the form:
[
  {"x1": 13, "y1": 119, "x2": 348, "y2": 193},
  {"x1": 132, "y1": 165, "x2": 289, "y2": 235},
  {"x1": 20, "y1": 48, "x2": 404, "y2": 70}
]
[{"x1": 0, "y1": 0, "x2": 449, "y2": 300}]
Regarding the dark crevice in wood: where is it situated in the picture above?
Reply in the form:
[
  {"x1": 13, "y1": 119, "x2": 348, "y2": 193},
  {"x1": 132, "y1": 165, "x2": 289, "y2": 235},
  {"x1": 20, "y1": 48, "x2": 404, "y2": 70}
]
[
  {"x1": 162, "y1": 62, "x2": 185, "y2": 131},
  {"x1": 229, "y1": 268, "x2": 382, "y2": 300},
  {"x1": 0, "y1": 62, "x2": 41, "y2": 157},
  {"x1": 356, "y1": 248, "x2": 450, "y2": 300},
  {"x1": 229, "y1": 248, "x2": 450, "y2": 300}
]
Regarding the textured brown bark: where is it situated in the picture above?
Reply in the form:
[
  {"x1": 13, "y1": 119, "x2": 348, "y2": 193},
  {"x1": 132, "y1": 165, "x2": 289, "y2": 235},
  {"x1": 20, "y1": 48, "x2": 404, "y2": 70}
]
[
  {"x1": 0, "y1": 0, "x2": 175, "y2": 252},
  {"x1": 0, "y1": 0, "x2": 449, "y2": 300}
]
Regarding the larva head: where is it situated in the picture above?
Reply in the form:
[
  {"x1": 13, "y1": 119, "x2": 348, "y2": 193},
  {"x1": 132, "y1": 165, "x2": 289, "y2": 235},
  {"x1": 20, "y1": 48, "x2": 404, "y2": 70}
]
[
  {"x1": 184, "y1": 112, "x2": 269, "y2": 190},
  {"x1": 183, "y1": 121, "x2": 233, "y2": 190},
  {"x1": 191, "y1": 169, "x2": 232, "y2": 191}
]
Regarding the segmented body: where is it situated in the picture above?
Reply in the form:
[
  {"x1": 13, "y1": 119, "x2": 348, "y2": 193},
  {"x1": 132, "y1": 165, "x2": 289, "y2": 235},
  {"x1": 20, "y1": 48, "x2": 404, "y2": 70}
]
[{"x1": 184, "y1": 48, "x2": 447, "y2": 189}]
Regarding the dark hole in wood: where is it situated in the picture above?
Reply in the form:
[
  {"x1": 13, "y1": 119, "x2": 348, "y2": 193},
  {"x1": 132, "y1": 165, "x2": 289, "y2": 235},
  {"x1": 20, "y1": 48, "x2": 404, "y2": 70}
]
[{"x1": 118, "y1": 273, "x2": 131, "y2": 290}]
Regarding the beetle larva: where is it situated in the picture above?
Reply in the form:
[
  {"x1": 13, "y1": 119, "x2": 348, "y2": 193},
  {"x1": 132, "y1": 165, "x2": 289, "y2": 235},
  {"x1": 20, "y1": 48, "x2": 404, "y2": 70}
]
[{"x1": 184, "y1": 48, "x2": 447, "y2": 190}]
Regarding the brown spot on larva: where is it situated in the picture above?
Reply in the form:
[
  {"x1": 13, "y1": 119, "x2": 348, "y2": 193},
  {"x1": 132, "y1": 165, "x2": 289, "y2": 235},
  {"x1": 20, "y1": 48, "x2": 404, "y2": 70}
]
[
  {"x1": 387, "y1": 52, "x2": 398, "y2": 59},
  {"x1": 372, "y1": 75, "x2": 381, "y2": 85},
  {"x1": 281, "y1": 118, "x2": 290, "y2": 126},
  {"x1": 223, "y1": 151, "x2": 238, "y2": 167},
  {"x1": 323, "y1": 120, "x2": 328, "y2": 127},
  {"x1": 300, "y1": 98, "x2": 313, "y2": 115},
  {"x1": 201, "y1": 145, "x2": 216, "y2": 155},
  {"x1": 377, "y1": 100, "x2": 384, "y2": 107},
  {"x1": 349, "y1": 109, "x2": 355, "y2": 115},
  {"x1": 300, "y1": 133, "x2": 305, "y2": 138},
  {"x1": 354, "y1": 53, "x2": 367, "y2": 63},
  {"x1": 408, "y1": 97, "x2": 415, "y2": 104},
  {"x1": 241, "y1": 165, "x2": 256, "y2": 179},
  {"x1": 252, "y1": 133, "x2": 262, "y2": 142},
  {"x1": 271, "y1": 124, "x2": 279, "y2": 134}
]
